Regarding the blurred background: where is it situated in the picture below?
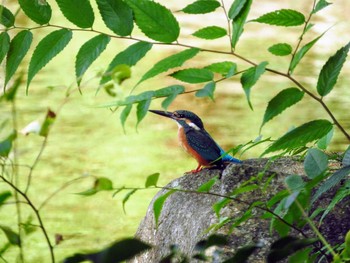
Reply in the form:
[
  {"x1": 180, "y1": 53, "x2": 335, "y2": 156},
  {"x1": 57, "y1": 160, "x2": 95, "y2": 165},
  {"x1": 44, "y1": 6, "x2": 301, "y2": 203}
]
[{"x1": 0, "y1": 0, "x2": 349, "y2": 261}]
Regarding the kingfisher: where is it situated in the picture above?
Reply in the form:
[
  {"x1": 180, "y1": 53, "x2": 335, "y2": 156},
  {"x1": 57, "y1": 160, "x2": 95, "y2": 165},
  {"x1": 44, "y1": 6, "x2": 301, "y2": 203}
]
[{"x1": 149, "y1": 109, "x2": 242, "y2": 173}]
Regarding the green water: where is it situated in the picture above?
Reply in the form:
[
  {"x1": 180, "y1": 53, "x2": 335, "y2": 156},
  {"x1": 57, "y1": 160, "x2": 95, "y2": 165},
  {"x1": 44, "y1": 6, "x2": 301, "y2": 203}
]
[{"x1": 1, "y1": 0, "x2": 350, "y2": 261}]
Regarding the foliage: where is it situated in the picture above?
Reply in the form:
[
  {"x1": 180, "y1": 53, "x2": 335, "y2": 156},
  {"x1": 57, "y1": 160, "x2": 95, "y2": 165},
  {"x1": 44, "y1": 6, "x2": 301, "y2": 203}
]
[{"x1": 1, "y1": 0, "x2": 350, "y2": 262}]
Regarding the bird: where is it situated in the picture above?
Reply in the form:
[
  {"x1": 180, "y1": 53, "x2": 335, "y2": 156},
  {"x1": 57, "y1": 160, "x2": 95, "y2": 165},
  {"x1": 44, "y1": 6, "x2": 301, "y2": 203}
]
[{"x1": 149, "y1": 109, "x2": 242, "y2": 173}]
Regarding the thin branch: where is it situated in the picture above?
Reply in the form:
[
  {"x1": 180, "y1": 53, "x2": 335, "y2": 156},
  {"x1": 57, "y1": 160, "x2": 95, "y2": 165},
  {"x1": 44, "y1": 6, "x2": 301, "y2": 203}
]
[{"x1": 0, "y1": 176, "x2": 55, "y2": 263}]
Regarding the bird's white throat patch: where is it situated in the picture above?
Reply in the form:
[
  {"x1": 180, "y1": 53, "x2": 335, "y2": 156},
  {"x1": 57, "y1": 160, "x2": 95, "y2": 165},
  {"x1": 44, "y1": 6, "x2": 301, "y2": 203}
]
[{"x1": 188, "y1": 122, "x2": 200, "y2": 130}]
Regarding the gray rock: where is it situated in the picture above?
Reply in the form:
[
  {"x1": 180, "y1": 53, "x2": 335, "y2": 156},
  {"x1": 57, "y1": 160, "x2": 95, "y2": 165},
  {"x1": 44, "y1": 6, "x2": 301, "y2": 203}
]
[{"x1": 130, "y1": 158, "x2": 350, "y2": 262}]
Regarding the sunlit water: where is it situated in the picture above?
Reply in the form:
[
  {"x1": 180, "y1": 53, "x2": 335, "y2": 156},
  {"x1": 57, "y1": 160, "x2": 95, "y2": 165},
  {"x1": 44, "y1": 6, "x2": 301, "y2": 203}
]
[{"x1": 0, "y1": 0, "x2": 349, "y2": 261}]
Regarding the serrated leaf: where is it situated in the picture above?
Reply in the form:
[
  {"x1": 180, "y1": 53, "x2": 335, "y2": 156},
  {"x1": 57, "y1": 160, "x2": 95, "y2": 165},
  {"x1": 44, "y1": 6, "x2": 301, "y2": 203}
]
[
  {"x1": 263, "y1": 120, "x2": 333, "y2": 155},
  {"x1": 101, "y1": 41, "x2": 152, "y2": 85},
  {"x1": 120, "y1": 104, "x2": 132, "y2": 132},
  {"x1": 182, "y1": 0, "x2": 220, "y2": 14},
  {"x1": 122, "y1": 189, "x2": 137, "y2": 213},
  {"x1": 316, "y1": 42, "x2": 350, "y2": 97},
  {"x1": 153, "y1": 189, "x2": 176, "y2": 227},
  {"x1": 312, "y1": 0, "x2": 332, "y2": 14},
  {"x1": 19, "y1": 0, "x2": 51, "y2": 25},
  {"x1": 231, "y1": 0, "x2": 252, "y2": 49},
  {"x1": 261, "y1": 88, "x2": 304, "y2": 130},
  {"x1": 232, "y1": 184, "x2": 259, "y2": 196},
  {"x1": 154, "y1": 85, "x2": 185, "y2": 98},
  {"x1": 268, "y1": 43, "x2": 292, "y2": 56},
  {"x1": 195, "y1": 81, "x2": 216, "y2": 101},
  {"x1": 76, "y1": 34, "x2": 110, "y2": 85},
  {"x1": 0, "y1": 132, "x2": 16, "y2": 157},
  {"x1": 0, "y1": 5, "x2": 14, "y2": 28},
  {"x1": 240, "y1": 61, "x2": 268, "y2": 110},
  {"x1": 197, "y1": 177, "x2": 217, "y2": 192},
  {"x1": 0, "y1": 225, "x2": 20, "y2": 246},
  {"x1": 136, "y1": 98, "x2": 152, "y2": 128},
  {"x1": 64, "y1": 238, "x2": 151, "y2": 263},
  {"x1": 304, "y1": 148, "x2": 328, "y2": 179},
  {"x1": 252, "y1": 9, "x2": 305, "y2": 27},
  {"x1": 171, "y1": 68, "x2": 213, "y2": 83},
  {"x1": 204, "y1": 61, "x2": 237, "y2": 76},
  {"x1": 311, "y1": 165, "x2": 350, "y2": 203},
  {"x1": 192, "y1": 26, "x2": 227, "y2": 40},
  {"x1": 27, "y1": 29, "x2": 72, "y2": 91},
  {"x1": 343, "y1": 146, "x2": 350, "y2": 167},
  {"x1": 145, "y1": 173, "x2": 160, "y2": 188},
  {"x1": 56, "y1": 0, "x2": 94, "y2": 28},
  {"x1": 317, "y1": 127, "x2": 333, "y2": 150},
  {"x1": 289, "y1": 31, "x2": 326, "y2": 74},
  {"x1": 228, "y1": 0, "x2": 248, "y2": 20},
  {"x1": 0, "y1": 32, "x2": 10, "y2": 64},
  {"x1": 125, "y1": 0, "x2": 179, "y2": 43},
  {"x1": 5, "y1": 30, "x2": 33, "y2": 87},
  {"x1": 96, "y1": 0, "x2": 133, "y2": 36},
  {"x1": 138, "y1": 48, "x2": 200, "y2": 85}
]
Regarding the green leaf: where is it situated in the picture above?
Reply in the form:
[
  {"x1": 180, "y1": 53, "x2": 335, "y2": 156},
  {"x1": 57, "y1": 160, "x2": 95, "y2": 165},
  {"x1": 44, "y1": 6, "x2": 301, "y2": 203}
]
[
  {"x1": 153, "y1": 189, "x2": 176, "y2": 227},
  {"x1": 343, "y1": 146, "x2": 350, "y2": 167},
  {"x1": 122, "y1": 189, "x2": 137, "y2": 213},
  {"x1": 195, "y1": 81, "x2": 216, "y2": 101},
  {"x1": 0, "y1": 225, "x2": 20, "y2": 246},
  {"x1": 240, "y1": 61, "x2": 268, "y2": 110},
  {"x1": 304, "y1": 148, "x2": 328, "y2": 179},
  {"x1": 136, "y1": 98, "x2": 152, "y2": 128},
  {"x1": 0, "y1": 5, "x2": 14, "y2": 27},
  {"x1": 64, "y1": 238, "x2": 151, "y2": 263},
  {"x1": 27, "y1": 29, "x2": 72, "y2": 91},
  {"x1": 0, "y1": 131, "x2": 16, "y2": 157},
  {"x1": 316, "y1": 42, "x2": 350, "y2": 97},
  {"x1": 19, "y1": 0, "x2": 51, "y2": 25},
  {"x1": 197, "y1": 177, "x2": 217, "y2": 192},
  {"x1": 0, "y1": 191, "x2": 12, "y2": 206},
  {"x1": 182, "y1": 0, "x2": 220, "y2": 14},
  {"x1": 317, "y1": 127, "x2": 333, "y2": 150},
  {"x1": 5, "y1": 30, "x2": 33, "y2": 87},
  {"x1": 2, "y1": 76, "x2": 22, "y2": 102},
  {"x1": 39, "y1": 109, "x2": 56, "y2": 137},
  {"x1": 0, "y1": 32, "x2": 10, "y2": 64},
  {"x1": 311, "y1": 165, "x2": 350, "y2": 203},
  {"x1": 171, "y1": 68, "x2": 213, "y2": 83},
  {"x1": 213, "y1": 198, "x2": 231, "y2": 218},
  {"x1": 222, "y1": 242, "x2": 262, "y2": 263},
  {"x1": 228, "y1": 0, "x2": 248, "y2": 20},
  {"x1": 231, "y1": 0, "x2": 252, "y2": 49},
  {"x1": 145, "y1": 173, "x2": 160, "y2": 188},
  {"x1": 75, "y1": 34, "x2": 110, "y2": 85},
  {"x1": 154, "y1": 85, "x2": 184, "y2": 110},
  {"x1": 232, "y1": 184, "x2": 259, "y2": 196},
  {"x1": 56, "y1": 0, "x2": 94, "y2": 28},
  {"x1": 125, "y1": 0, "x2": 179, "y2": 43},
  {"x1": 261, "y1": 88, "x2": 304, "y2": 130},
  {"x1": 96, "y1": 0, "x2": 133, "y2": 36},
  {"x1": 204, "y1": 61, "x2": 237, "y2": 76},
  {"x1": 285, "y1": 175, "x2": 304, "y2": 193},
  {"x1": 101, "y1": 41, "x2": 152, "y2": 85},
  {"x1": 268, "y1": 43, "x2": 292, "y2": 56},
  {"x1": 120, "y1": 104, "x2": 132, "y2": 132},
  {"x1": 289, "y1": 32, "x2": 326, "y2": 74},
  {"x1": 263, "y1": 120, "x2": 333, "y2": 155},
  {"x1": 319, "y1": 180, "x2": 350, "y2": 224},
  {"x1": 138, "y1": 48, "x2": 200, "y2": 85},
  {"x1": 253, "y1": 9, "x2": 305, "y2": 27},
  {"x1": 76, "y1": 177, "x2": 113, "y2": 196},
  {"x1": 192, "y1": 26, "x2": 227, "y2": 40},
  {"x1": 312, "y1": 0, "x2": 332, "y2": 14}
]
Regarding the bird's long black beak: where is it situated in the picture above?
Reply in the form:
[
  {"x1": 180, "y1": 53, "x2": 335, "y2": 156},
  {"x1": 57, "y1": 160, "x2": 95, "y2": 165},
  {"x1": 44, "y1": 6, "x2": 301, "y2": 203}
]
[{"x1": 149, "y1": 110, "x2": 174, "y2": 119}]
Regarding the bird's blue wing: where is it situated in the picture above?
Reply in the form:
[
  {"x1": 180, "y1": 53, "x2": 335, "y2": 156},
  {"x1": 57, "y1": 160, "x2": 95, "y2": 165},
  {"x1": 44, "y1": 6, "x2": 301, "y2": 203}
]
[{"x1": 185, "y1": 128, "x2": 222, "y2": 164}]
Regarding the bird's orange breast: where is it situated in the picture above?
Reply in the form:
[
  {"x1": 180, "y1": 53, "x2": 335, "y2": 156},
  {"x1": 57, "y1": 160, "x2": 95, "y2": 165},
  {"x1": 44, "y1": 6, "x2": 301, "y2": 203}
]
[{"x1": 177, "y1": 127, "x2": 210, "y2": 166}]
